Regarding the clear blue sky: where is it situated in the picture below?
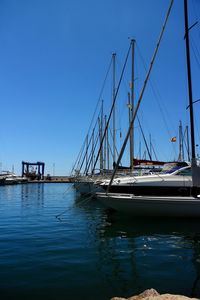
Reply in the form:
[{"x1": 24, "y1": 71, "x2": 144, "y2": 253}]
[{"x1": 0, "y1": 0, "x2": 199, "y2": 175}]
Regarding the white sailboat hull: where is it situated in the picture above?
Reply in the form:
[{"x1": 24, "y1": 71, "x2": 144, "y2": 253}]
[
  {"x1": 96, "y1": 192, "x2": 200, "y2": 217},
  {"x1": 74, "y1": 181, "x2": 102, "y2": 195}
]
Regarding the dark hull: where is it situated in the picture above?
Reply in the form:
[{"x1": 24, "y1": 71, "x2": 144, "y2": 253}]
[
  {"x1": 0, "y1": 178, "x2": 6, "y2": 186},
  {"x1": 101, "y1": 184, "x2": 197, "y2": 196}
]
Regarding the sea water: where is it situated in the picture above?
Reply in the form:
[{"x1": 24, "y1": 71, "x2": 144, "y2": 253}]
[{"x1": 0, "y1": 183, "x2": 200, "y2": 300}]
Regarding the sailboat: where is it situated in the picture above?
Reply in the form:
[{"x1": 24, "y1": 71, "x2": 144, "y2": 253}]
[
  {"x1": 73, "y1": 46, "x2": 137, "y2": 196},
  {"x1": 95, "y1": 161, "x2": 193, "y2": 197},
  {"x1": 96, "y1": 0, "x2": 200, "y2": 217},
  {"x1": 72, "y1": 54, "x2": 117, "y2": 196}
]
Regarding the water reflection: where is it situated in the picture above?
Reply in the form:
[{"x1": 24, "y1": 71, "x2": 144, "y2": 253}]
[
  {"x1": 99, "y1": 211, "x2": 200, "y2": 237},
  {"x1": 59, "y1": 194, "x2": 200, "y2": 298},
  {"x1": 1, "y1": 186, "x2": 200, "y2": 300},
  {"x1": 95, "y1": 209, "x2": 200, "y2": 298},
  {"x1": 21, "y1": 183, "x2": 44, "y2": 207}
]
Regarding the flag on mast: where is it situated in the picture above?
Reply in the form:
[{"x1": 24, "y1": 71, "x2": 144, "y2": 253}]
[{"x1": 171, "y1": 137, "x2": 177, "y2": 142}]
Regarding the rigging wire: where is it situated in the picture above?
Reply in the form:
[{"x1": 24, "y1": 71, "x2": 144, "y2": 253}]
[
  {"x1": 72, "y1": 119, "x2": 97, "y2": 176},
  {"x1": 107, "y1": 0, "x2": 174, "y2": 190},
  {"x1": 78, "y1": 117, "x2": 100, "y2": 175},
  {"x1": 56, "y1": 193, "x2": 94, "y2": 221},
  {"x1": 87, "y1": 57, "x2": 113, "y2": 136},
  {"x1": 115, "y1": 55, "x2": 138, "y2": 139},
  {"x1": 191, "y1": 0, "x2": 200, "y2": 40},
  {"x1": 136, "y1": 43, "x2": 178, "y2": 152},
  {"x1": 92, "y1": 42, "x2": 132, "y2": 173},
  {"x1": 70, "y1": 57, "x2": 113, "y2": 175},
  {"x1": 84, "y1": 130, "x2": 100, "y2": 175},
  {"x1": 190, "y1": 36, "x2": 200, "y2": 69},
  {"x1": 137, "y1": 116, "x2": 152, "y2": 160},
  {"x1": 70, "y1": 136, "x2": 87, "y2": 176}
]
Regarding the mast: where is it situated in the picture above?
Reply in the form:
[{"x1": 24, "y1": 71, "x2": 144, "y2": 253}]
[
  {"x1": 91, "y1": 128, "x2": 95, "y2": 173},
  {"x1": 130, "y1": 39, "x2": 135, "y2": 169},
  {"x1": 184, "y1": 0, "x2": 196, "y2": 161},
  {"x1": 184, "y1": 0, "x2": 200, "y2": 197},
  {"x1": 128, "y1": 92, "x2": 131, "y2": 165},
  {"x1": 105, "y1": 115, "x2": 110, "y2": 169},
  {"x1": 85, "y1": 134, "x2": 88, "y2": 174},
  {"x1": 185, "y1": 125, "x2": 190, "y2": 161},
  {"x1": 178, "y1": 120, "x2": 184, "y2": 161},
  {"x1": 149, "y1": 134, "x2": 152, "y2": 160},
  {"x1": 112, "y1": 53, "x2": 116, "y2": 166},
  {"x1": 99, "y1": 100, "x2": 104, "y2": 173},
  {"x1": 104, "y1": 115, "x2": 107, "y2": 170}
]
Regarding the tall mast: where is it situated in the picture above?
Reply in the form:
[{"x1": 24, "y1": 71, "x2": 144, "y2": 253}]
[
  {"x1": 130, "y1": 39, "x2": 135, "y2": 169},
  {"x1": 105, "y1": 115, "x2": 110, "y2": 169},
  {"x1": 112, "y1": 53, "x2": 116, "y2": 165},
  {"x1": 185, "y1": 125, "x2": 190, "y2": 161},
  {"x1": 104, "y1": 115, "x2": 107, "y2": 170},
  {"x1": 85, "y1": 134, "x2": 88, "y2": 174},
  {"x1": 178, "y1": 120, "x2": 184, "y2": 161},
  {"x1": 184, "y1": 0, "x2": 200, "y2": 197},
  {"x1": 149, "y1": 134, "x2": 152, "y2": 160},
  {"x1": 91, "y1": 128, "x2": 95, "y2": 173},
  {"x1": 92, "y1": 43, "x2": 132, "y2": 174},
  {"x1": 99, "y1": 100, "x2": 104, "y2": 173},
  {"x1": 184, "y1": 0, "x2": 196, "y2": 161},
  {"x1": 128, "y1": 92, "x2": 131, "y2": 165}
]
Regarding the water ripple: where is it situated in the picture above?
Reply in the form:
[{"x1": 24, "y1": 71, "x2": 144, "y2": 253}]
[{"x1": 1, "y1": 183, "x2": 200, "y2": 299}]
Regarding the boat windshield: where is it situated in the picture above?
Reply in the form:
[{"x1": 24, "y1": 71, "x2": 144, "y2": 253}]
[
  {"x1": 160, "y1": 162, "x2": 189, "y2": 174},
  {"x1": 176, "y1": 167, "x2": 192, "y2": 176}
]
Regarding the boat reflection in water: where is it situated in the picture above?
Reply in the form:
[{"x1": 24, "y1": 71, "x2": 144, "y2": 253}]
[
  {"x1": 94, "y1": 208, "x2": 200, "y2": 298},
  {"x1": 21, "y1": 183, "x2": 44, "y2": 207},
  {"x1": 73, "y1": 195, "x2": 200, "y2": 298}
]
